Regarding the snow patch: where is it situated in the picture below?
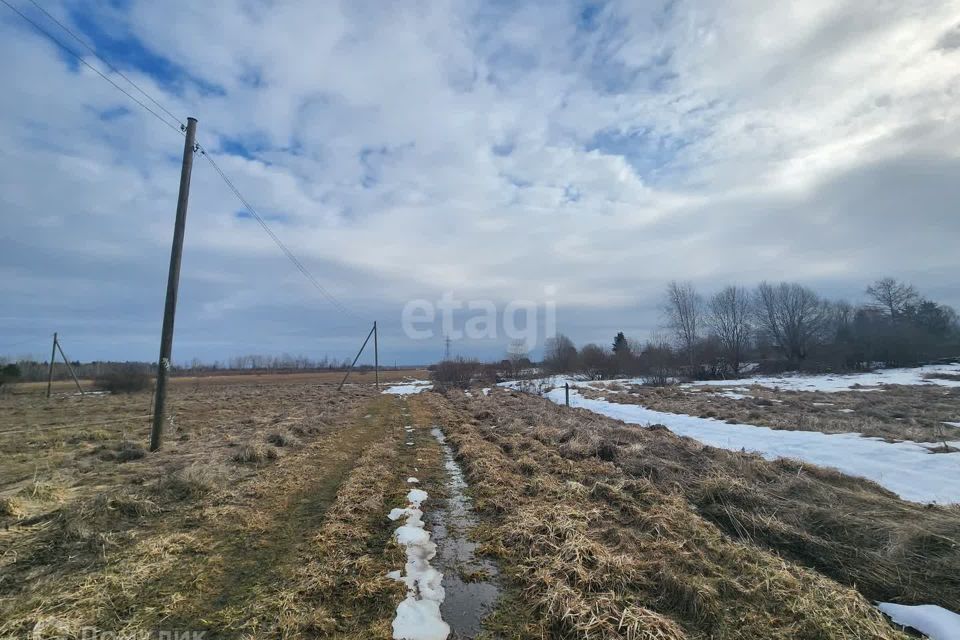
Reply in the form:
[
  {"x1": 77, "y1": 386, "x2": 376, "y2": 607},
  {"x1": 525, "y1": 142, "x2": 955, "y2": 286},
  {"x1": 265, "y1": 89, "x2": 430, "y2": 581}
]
[
  {"x1": 384, "y1": 381, "x2": 434, "y2": 395},
  {"x1": 876, "y1": 602, "x2": 960, "y2": 640},
  {"x1": 943, "y1": 421, "x2": 960, "y2": 428},
  {"x1": 687, "y1": 362, "x2": 960, "y2": 393},
  {"x1": 481, "y1": 388, "x2": 491, "y2": 396},
  {"x1": 407, "y1": 488, "x2": 428, "y2": 507},
  {"x1": 714, "y1": 389, "x2": 753, "y2": 400},
  {"x1": 388, "y1": 489, "x2": 449, "y2": 640},
  {"x1": 407, "y1": 477, "x2": 420, "y2": 484},
  {"x1": 545, "y1": 388, "x2": 960, "y2": 504}
]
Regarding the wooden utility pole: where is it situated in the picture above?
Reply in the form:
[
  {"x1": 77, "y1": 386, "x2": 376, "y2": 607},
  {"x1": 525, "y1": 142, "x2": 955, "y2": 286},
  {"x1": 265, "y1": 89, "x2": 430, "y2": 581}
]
[
  {"x1": 338, "y1": 322, "x2": 376, "y2": 391},
  {"x1": 150, "y1": 117, "x2": 198, "y2": 452},
  {"x1": 46, "y1": 332, "x2": 57, "y2": 398},
  {"x1": 373, "y1": 321, "x2": 379, "y2": 390}
]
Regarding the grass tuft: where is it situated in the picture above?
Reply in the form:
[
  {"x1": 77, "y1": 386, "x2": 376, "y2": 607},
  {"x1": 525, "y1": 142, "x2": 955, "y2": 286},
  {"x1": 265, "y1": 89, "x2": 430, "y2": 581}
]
[
  {"x1": 1, "y1": 495, "x2": 27, "y2": 518},
  {"x1": 232, "y1": 443, "x2": 279, "y2": 464}
]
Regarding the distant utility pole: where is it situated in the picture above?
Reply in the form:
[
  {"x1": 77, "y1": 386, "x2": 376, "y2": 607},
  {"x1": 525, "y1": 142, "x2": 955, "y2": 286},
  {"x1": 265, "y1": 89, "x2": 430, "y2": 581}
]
[
  {"x1": 46, "y1": 332, "x2": 84, "y2": 398},
  {"x1": 373, "y1": 320, "x2": 379, "y2": 390},
  {"x1": 150, "y1": 117, "x2": 198, "y2": 452},
  {"x1": 444, "y1": 334, "x2": 451, "y2": 361},
  {"x1": 46, "y1": 332, "x2": 57, "y2": 398},
  {"x1": 338, "y1": 322, "x2": 377, "y2": 391}
]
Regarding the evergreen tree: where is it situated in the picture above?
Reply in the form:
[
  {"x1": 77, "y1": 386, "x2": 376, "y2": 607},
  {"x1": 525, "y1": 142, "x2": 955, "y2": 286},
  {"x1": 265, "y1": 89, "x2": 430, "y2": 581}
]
[{"x1": 612, "y1": 332, "x2": 630, "y2": 355}]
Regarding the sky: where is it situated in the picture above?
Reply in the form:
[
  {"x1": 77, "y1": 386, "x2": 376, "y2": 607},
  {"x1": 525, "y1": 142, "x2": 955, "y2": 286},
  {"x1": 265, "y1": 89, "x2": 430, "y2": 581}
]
[{"x1": 1, "y1": 0, "x2": 959, "y2": 365}]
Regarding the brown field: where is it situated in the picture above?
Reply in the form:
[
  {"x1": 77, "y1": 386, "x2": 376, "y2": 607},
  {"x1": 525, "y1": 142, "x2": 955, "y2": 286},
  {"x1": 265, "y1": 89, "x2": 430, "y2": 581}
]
[
  {"x1": 7, "y1": 368, "x2": 429, "y2": 395},
  {"x1": 581, "y1": 381, "x2": 960, "y2": 443},
  {"x1": 1, "y1": 377, "x2": 955, "y2": 638}
]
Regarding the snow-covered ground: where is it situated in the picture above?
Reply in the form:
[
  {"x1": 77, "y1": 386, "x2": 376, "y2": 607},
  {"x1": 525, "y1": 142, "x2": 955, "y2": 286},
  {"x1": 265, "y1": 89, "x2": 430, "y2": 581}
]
[
  {"x1": 876, "y1": 603, "x2": 960, "y2": 640},
  {"x1": 686, "y1": 362, "x2": 960, "y2": 393},
  {"x1": 541, "y1": 387, "x2": 960, "y2": 504},
  {"x1": 383, "y1": 380, "x2": 433, "y2": 395},
  {"x1": 507, "y1": 362, "x2": 960, "y2": 395}
]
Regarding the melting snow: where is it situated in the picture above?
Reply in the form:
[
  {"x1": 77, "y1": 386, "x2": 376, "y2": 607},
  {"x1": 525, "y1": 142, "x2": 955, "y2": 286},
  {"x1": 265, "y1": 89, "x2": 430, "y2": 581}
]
[
  {"x1": 876, "y1": 603, "x2": 960, "y2": 640},
  {"x1": 385, "y1": 381, "x2": 434, "y2": 395},
  {"x1": 388, "y1": 490, "x2": 449, "y2": 640},
  {"x1": 686, "y1": 362, "x2": 960, "y2": 393},
  {"x1": 481, "y1": 388, "x2": 491, "y2": 396},
  {"x1": 407, "y1": 477, "x2": 420, "y2": 484},
  {"x1": 504, "y1": 363, "x2": 960, "y2": 395},
  {"x1": 545, "y1": 388, "x2": 960, "y2": 504},
  {"x1": 407, "y1": 488, "x2": 429, "y2": 507},
  {"x1": 714, "y1": 389, "x2": 753, "y2": 400}
]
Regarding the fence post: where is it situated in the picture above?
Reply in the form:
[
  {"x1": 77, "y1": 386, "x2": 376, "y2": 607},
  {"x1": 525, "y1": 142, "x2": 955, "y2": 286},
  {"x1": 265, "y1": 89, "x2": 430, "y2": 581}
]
[{"x1": 565, "y1": 382, "x2": 570, "y2": 406}]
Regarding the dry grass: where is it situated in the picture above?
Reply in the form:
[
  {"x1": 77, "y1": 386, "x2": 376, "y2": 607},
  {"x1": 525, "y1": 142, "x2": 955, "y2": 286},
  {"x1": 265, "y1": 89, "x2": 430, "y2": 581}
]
[
  {"x1": 152, "y1": 464, "x2": 223, "y2": 501},
  {"x1": 580, "y1": 382, "x2": 960, "y2": 442},
  {"x1": 925, "y1": 372, "x2": 960, "y2": 382},
  {"x1": 419, "y1": 389, "x2": 929, "y2": 638},
  {"x1": 0, "y1": 381, "x2": 386, "y2": 638},
  {"x1": 231, "y1": 443, "x2": 280, "y2": 463},
  {"x1": 0, "y1": 495, "x2": 26, "y2": 518}
]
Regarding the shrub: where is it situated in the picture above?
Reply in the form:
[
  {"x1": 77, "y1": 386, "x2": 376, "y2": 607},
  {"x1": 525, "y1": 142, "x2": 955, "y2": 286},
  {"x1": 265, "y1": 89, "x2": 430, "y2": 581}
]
[
  {"x1": 266, "y1": 432, "x2": 299, "y2": 447},
  {"x1": 432, "y1": 357, "x2": 486, "y2": 390},
  {"x1": 94, "y1": 368, "x2": 152, "y2": 394},
  {"x1": 0, "y1": 363, "x2": 21, "y2": 389},
  {"x1": 232, "y1": 444, "x2": 279, "y2": 464}
]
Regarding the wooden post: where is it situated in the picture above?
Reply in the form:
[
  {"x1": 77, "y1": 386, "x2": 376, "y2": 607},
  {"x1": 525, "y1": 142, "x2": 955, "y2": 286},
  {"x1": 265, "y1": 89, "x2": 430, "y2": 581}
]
[
  {"x1": 565, "y1": 382, "x2": 570, "y2": 406},
  {"x1": 55, "y1": 338, "x2": 84, "y2": 395},
  {"x1": 46, "y1": 332, "x2": 57, "y2": 398},
  {"x1": 337, "y1": 323, "x2": 376, "y2": 391},
  {"x1": 374, "y1": 321, "x2": 379, "y2": 390},
  {"x1": 151, "y1": 117, "x2": 198, "y2": 452}
]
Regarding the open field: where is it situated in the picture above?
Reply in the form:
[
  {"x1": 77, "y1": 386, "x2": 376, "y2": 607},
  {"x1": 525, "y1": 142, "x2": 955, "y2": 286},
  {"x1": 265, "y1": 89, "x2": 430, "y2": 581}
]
[
  {"x1": 5, "y1": 368, "x2": 429, "y2": 396},
  {"x1": 2, "y1": 375, "x2": 958, "y2": 638},
  {"x1": 580, "y1": 381, "x2": 960, "y2": 443}
]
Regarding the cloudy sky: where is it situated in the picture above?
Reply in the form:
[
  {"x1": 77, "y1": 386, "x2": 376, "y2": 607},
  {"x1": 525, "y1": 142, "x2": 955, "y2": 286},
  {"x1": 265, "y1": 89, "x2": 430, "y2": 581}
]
[{"x1": 1, "y1": 0, "x2": 959, "y2": 365}]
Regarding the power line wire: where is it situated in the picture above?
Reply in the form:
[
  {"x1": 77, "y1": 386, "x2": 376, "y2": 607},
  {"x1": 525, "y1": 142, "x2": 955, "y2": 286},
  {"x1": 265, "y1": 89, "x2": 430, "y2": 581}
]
[
  {"x1": 0, "y1": 0, "x2": 181, "y2": 135},
  {"x1": 2, "y1": 0, "x2": 363, "y2": 321},
  {"x1": 24, "y1": 0, "x2": 185, "y2": 130},
  {"x1": 197, "y1": 146, "x2": 364, "y2": 320}
]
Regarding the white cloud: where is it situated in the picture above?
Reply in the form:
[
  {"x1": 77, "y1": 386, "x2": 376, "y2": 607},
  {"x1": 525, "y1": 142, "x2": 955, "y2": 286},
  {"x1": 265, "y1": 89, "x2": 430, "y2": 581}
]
[{"x1": 1, "y1": 0, "x2": 958, "y2": 362}]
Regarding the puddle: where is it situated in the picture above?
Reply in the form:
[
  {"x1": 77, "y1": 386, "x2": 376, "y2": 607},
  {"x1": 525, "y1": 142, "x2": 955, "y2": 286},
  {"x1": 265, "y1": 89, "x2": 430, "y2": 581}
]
[{"x1": 429, "y1": 427, "x2": 501, "y2": 638}]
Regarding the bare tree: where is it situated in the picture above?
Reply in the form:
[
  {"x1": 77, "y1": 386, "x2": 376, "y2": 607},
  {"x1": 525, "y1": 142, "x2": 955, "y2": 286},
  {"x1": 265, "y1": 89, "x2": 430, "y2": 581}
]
[
  {"x1": 579, "y1": 343, "x2": 613, "y2": 379},
  {"x1": 543, "y1": 334, "x2": 578, "y2": 373},
  {"x1": 664, "y1": 281, "x2": 702, "y2": 365},
  {"x1": 753, "y1": 282, "x2": 828, "y2": 362},
  {"x1": 707, "y1": 285, "x2": 752, "y2": 374},
  {"x1": 866, "y1": 277, "x2": 918, "y2": 320},
  {"x1": 506, "y1": 339, "x2": 529, "y2": 373}
]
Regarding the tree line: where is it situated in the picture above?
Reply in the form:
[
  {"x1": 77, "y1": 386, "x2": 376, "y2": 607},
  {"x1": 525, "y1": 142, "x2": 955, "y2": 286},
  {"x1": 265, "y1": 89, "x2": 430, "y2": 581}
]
[
  {"x1": 542, "y1": 277, "x2": 959, "y2": 380},
  {"x1": 2, "y1": 353, "x2": 357, "y2": 383}
]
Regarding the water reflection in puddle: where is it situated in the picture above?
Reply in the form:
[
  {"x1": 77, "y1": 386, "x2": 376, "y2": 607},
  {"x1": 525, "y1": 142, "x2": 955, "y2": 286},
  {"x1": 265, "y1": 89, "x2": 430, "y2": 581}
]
[{"x1": 429, "y1": 427, "x2": 501, "y2": 638}]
